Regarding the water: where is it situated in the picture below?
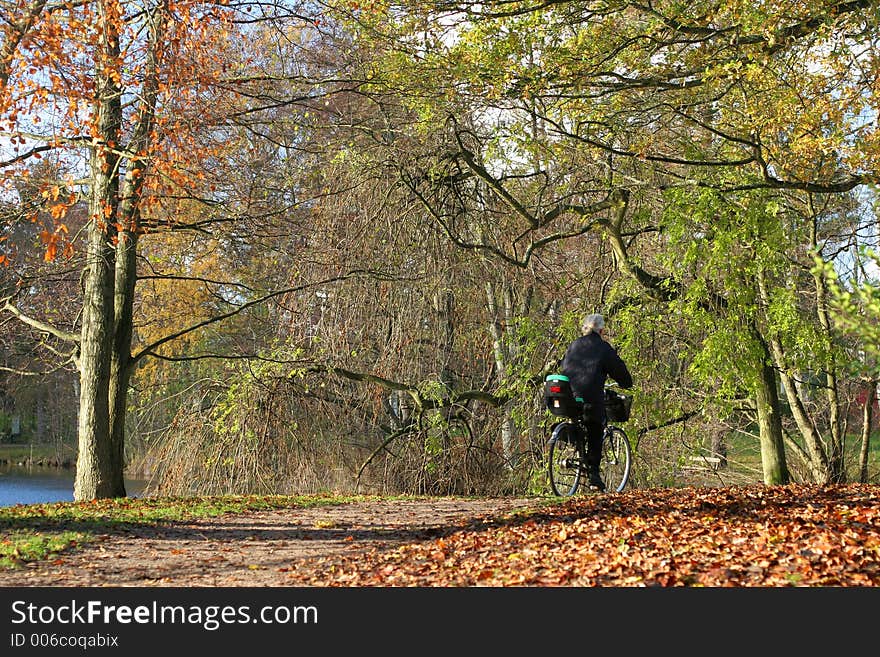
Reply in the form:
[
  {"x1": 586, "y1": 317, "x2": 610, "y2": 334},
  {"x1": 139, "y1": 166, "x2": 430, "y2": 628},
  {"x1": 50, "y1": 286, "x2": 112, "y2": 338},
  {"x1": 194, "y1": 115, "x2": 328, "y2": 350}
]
[{"x1": 0, "y1": 465, "x2": 148, "y2": 507}]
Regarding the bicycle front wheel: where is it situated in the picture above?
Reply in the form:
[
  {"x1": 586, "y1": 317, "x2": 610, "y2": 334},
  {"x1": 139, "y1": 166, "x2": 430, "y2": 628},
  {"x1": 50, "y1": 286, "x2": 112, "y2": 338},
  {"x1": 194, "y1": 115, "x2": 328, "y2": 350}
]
[
  {"x1": 602, "y1": 426, "x2": 632, "y2": 493},
  {"x1": 547, "y1": 422, "x2": 584, "y2": 497}
]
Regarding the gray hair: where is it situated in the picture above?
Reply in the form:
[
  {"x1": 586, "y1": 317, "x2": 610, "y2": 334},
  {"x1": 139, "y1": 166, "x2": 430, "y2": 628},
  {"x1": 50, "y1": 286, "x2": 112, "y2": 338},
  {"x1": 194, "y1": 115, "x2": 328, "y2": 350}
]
[{"x1": 582, "y1": 313, "x2": 605, "y2": 334}]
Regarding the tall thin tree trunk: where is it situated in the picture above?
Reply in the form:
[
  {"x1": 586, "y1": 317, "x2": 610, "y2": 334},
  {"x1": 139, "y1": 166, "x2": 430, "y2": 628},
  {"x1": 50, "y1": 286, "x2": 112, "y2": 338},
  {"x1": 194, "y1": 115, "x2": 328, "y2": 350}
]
[
  {"x1": 109, "y1": 228, "x2": 138, "y2": 495},
  {"x1": 93, "y1": 0, "x2": 166, "y2": 498},
  {"x1": 486, "y1": 281, "x2": 516, "y2": 465},
  {"x1": 75, "y1": 221, "x2": 117, "y2": 500},
  {"x1": 35, "y1": 393, "x2": 45, "y2": 442},
  {"x1": 859, "y1": 379, "x2": 876, "y2": 483},
  {"x1": 754, "y1": 345, "x2": 790, "y2": 485},
  {"x1": 810, "y1": 204, "x2": 846, "y2": 481},
  {"x1": 74, "y1": 0, "x2": 123, "y2": 500}
]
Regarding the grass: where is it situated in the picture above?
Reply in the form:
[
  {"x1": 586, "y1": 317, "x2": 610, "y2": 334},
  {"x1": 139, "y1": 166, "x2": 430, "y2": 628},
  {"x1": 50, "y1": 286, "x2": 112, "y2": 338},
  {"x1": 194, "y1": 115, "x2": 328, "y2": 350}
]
[
  {"x1": 0, "y1": 530, "x2": 84, "y2": 568},
  {"x1": 0, "y1": 442, "x2": 75, "y2": 465},
  {"x1": 0, "y1": 493, "x2": 383, "y2": 570},
  {"x1": 709, "y1": 428, "x2": 880, "y2": 484}
]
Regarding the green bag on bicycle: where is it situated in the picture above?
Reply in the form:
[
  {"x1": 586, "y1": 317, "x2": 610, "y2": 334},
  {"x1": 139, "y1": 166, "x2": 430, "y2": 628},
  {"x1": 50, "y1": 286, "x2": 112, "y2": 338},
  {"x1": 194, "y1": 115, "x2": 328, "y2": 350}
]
[{"x1": 543, "y1": 374, "x2": 584, "y2": 419}]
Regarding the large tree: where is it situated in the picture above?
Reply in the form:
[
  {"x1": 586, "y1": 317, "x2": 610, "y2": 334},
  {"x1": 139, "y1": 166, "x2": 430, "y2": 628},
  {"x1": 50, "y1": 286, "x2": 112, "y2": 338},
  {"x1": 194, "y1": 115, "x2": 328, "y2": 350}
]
[{"x1": 0, "y1": 0, "x2": 318, "y2": 498}]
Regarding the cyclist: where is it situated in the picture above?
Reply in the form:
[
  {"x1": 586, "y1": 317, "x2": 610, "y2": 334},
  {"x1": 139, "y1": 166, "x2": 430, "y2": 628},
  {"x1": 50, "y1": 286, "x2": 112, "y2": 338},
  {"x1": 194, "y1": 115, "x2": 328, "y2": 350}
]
[{"x1": 560, "y1": 313, "x2": 633, "y2": 492}]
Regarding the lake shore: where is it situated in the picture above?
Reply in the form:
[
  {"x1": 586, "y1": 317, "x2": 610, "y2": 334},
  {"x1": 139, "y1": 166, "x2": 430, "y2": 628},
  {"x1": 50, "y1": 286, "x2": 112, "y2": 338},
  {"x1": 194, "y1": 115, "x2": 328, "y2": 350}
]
[
  {"x1": 0, "y1": 444, "x2": 75, "y2": 469},
  {"x1": 0, "y1": 455, "x2": 74, "y2": 468}
]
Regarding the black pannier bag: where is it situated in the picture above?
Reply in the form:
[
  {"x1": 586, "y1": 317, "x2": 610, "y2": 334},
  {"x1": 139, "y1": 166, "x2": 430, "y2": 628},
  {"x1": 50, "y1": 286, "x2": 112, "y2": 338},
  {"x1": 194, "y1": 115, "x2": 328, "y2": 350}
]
[
  {"x1": 544, "y1": 374, "x2": 583, "y2": 418},
  {"x1": 604, "y1": 388, "x2": 633, "y2": 422}
]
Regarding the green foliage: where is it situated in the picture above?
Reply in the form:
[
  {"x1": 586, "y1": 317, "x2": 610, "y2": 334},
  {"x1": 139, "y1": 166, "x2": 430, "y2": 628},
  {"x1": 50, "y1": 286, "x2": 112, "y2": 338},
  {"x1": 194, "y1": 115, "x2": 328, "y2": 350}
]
[
  {"x1": 209, "y1": 345, "x2": 305, "y2": 439},
  {"x1": 555, "y1": 310, "x2": 583, "y2": 344},
  {"x1": 653, "y1": 184, "x2": 848, "y2": 400},
  {"x1": 415, "y1": 379, "x2": 450, "y2": 404},
  {"x1": 765, "y1": 284, "x2": 833, "y2": 370},
  {"x1": 822, "y1": 249, "x2": 880, "y2": 376},
  {"x1": 497, "y1": 316, "x2": 554, "y2": 395}
]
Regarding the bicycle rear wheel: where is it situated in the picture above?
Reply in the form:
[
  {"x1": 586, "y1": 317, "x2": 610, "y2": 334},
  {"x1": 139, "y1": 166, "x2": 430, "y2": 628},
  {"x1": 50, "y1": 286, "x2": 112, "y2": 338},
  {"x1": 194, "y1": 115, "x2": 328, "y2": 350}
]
[
  {"x1": 602, "y1": 426, "x2": 632, "y2": 493},
  {"x1": 548, "y1": 422, "x2": 585, "y2": 497}
]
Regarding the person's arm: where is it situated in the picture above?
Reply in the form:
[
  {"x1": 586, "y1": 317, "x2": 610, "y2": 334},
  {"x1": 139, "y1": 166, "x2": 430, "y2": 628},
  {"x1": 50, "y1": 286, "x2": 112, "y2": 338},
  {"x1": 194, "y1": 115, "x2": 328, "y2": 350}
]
[{"x1": 606, "y1": 347, "x2": 633, "y2": 389}]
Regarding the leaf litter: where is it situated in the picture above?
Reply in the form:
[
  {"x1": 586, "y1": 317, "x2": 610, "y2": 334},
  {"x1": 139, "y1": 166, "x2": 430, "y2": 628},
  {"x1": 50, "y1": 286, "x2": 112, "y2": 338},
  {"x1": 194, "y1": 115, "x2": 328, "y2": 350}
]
[{"x1": 1, "y1": 484, "x2": 877, "y2": 587}]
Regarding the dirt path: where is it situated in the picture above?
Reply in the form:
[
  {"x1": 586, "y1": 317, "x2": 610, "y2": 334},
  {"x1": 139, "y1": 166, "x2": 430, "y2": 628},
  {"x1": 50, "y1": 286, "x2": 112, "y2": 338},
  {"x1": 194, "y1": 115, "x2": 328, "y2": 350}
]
[{"x1": 1, "y1": 497, "x2": 541, "y2": 587}]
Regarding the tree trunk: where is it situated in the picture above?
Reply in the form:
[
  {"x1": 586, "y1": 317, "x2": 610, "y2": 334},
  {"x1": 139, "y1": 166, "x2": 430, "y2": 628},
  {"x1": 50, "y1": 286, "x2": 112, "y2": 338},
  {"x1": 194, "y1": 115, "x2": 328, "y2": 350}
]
[
  {"x1": 859, "y1": 379, "x2": 877, "y2": 483},
  {"x1": 486, "y1": 281, "x2": 516, "y2": 465},
  {"x1": 710, "y1": 430, "x2": 727, "y2": 468},
  {"x1": 824, "y1": 368, "x2": 845, "y2": 482},
  {"x1": 107, "y1": 0, "x2": 167, "y2": 495},
  {"x1": 74, "y1": 0, "x2": 123, "y2": 500},
  {"x1": 74, "y1": 219, "x2": 118, "y2": 500},
  {"x1": 35, "y1": 392, "x2": 45, "y2": 442},
  {"x1": 810, "y1": 230, "x2": 846, "y2": 482},
  {"x1": 754, "y1": 348, "x2": 790, "y2": 485},
  {"x1": 109, "y1": 228, "x2": 138, "y2": 495}
]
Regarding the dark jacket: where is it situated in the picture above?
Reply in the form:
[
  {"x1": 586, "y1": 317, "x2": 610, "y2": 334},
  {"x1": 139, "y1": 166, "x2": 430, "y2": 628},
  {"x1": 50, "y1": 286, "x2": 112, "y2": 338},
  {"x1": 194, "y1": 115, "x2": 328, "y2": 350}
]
[{"x1": 561, "y1": 332, "x2": 633, "y2": 413}]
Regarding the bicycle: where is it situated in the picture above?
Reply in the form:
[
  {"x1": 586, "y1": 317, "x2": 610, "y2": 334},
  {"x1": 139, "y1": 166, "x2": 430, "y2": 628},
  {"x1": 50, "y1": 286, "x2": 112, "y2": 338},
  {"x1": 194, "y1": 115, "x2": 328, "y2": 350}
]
[{"x1": 543, "y1": 375, "x2": 633, "y2": 496}]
